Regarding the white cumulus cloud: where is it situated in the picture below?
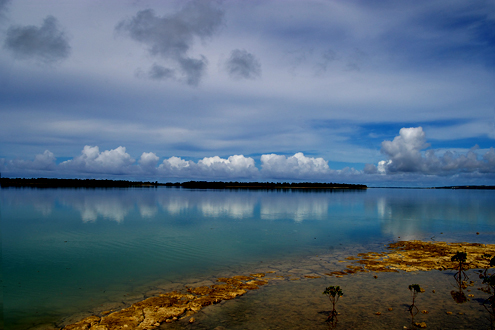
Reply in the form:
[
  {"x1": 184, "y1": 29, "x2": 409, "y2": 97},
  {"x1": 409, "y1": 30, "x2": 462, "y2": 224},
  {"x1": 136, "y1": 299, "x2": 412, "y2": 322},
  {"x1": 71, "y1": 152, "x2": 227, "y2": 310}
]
[
  {"x1": 260, "y1": 152, "x2": 331, "y2": 179},
  {"x1": 380, "y1": 127, "x2": 430, "y2": 173},
  {"x1": 60, "y1": 146, "x2": 135, "y2": 174},
  {"x1": 2, "y1": 137, "x2": 494, "y2": 185},
  {"x1": 158, "y1": 154, "x2": 258, "y2": 179},
  {"x1": 138, "y1": 152, "x2": 160, "y2": 170},
  {"x1": 368, "y1": 127, "x2": 495, "y2": 176}
]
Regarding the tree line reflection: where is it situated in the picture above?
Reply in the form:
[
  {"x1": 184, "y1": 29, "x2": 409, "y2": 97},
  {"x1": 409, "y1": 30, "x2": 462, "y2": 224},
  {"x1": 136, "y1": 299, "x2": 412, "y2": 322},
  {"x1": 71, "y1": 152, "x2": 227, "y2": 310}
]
[{"x1": 1, "y1": 189, "x2": 493, "y2": 233}]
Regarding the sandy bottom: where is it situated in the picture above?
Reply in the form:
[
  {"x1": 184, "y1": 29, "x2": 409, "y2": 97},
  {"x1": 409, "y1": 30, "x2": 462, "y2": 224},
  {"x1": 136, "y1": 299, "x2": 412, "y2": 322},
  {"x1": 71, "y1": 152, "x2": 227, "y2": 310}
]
[
  {"x1": 52, "y1": 241, "x2": 494, "y2": 330},
  {"x1": 159, "y1": 270, "x2": 490, "y2": 330}
]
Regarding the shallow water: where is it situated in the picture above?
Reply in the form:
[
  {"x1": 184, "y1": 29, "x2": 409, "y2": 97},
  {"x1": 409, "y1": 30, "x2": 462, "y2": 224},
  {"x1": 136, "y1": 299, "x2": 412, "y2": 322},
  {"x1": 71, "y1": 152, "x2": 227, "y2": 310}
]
[
  {"x1": 1, "y1": 187, "x2": 495, "y2": 329},
  {"x1": 60, "y1": 244, "x2": 495, "y2": 330},
  {"x1": 161, "y1": 269, "x2": 491, "y2": 330}
]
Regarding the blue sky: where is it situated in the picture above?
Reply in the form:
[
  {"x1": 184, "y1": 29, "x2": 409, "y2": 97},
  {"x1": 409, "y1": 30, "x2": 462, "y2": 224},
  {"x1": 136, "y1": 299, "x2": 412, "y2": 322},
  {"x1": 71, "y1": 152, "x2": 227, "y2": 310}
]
[{"x1": 0, "y1": 0, "x2": 494, "y2": 186}]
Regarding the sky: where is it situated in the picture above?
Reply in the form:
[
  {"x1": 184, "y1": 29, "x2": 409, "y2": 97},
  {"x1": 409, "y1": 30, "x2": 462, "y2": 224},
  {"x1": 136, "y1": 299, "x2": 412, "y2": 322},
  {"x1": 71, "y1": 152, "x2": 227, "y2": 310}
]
[{"x1": 0, "y1": 0, "x2": 494, "y2": 187}]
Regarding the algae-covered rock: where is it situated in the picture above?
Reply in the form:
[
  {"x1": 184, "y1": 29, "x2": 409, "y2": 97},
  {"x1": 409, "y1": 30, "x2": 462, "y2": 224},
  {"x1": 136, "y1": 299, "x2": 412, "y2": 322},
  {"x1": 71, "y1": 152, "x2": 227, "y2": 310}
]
[
  {"x1": 348, "y1": 241, "x2": 495, "y2": 273},
  {"x1": 98, "y1": 306, "x2": 144, "y2": 330},
  {"x1": 138, "y1": 306, "x2": 186, "y2": 329},
  {"x1": 63, "y1": 316, "x2": 101, "y2": 330},
  {"x1": 187, "y1": 286, "x2": 214, "y2": 296},
  {"x1": 62, "y1": 273, "x2": 267, "y2": 330},
  {"x1": 232, "y1": 275, "x2": 254, "y2": 281}
]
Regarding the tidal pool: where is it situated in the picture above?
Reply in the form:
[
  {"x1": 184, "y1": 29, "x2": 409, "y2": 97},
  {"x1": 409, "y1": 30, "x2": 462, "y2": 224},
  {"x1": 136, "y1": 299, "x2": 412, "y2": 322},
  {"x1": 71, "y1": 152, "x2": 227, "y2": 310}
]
[{"x1": 1, "y1": 187, "x2": 494, "y2": 329}]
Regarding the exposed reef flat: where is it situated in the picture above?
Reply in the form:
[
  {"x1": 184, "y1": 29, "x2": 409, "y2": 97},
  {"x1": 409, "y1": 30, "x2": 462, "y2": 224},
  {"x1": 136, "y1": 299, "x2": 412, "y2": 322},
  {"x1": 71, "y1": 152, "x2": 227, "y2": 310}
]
[
  {"x1": 58, "y1": 240, "x2": 495, "y2": 330},
  {"x1": 335, "y1": 240, "x2": 495, "y2": 275},
  {"x1": 62, "y1": 274, "x2": 270, "y2": 330}
]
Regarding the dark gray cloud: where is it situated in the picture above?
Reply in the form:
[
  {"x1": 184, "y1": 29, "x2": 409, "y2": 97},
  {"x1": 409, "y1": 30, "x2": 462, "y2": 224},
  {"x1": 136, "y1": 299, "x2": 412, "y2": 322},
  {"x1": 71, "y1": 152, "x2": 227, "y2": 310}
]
[
  {"x1": 345, "y1": 48, "x2": 367, "y2": 72},
  {"x1": 179, "y1": 56, "x2": 207, "y2": 86},
  {"x1": 116, "y1": 0, "x2": 224, "y2": 86},
  {"x1": 4, "y1": 15, "x2": 70, "y2": 63},
  {"x1": 148, "y1": 63, "x2": 175, "y2": 80},
  {"x1": 225, "y1": 49, "x2": 261, "y2": 80},
  {"x1": 0, "y1": 0, "x2": 11, "y2": 16},
  {"x1": 317, "y1": 49, "x2": 337, "y2": 71}
]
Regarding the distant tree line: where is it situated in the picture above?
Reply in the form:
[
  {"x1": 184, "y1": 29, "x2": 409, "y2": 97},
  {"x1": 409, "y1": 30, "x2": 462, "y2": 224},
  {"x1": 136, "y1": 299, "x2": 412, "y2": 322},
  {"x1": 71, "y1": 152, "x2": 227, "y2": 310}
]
[
  {"x1": 0, "y1": 178, "x2": 367, "y2": 189},
  {"x1": 179, "y1": 181, "x2": 367, "y2": 189},
  {"x1": 433, "y1": 185, "x2": 495, "y2": 190},
  {"x1": 0, "y1": 178, "x2": 160, "y2": 188},
  {"x1": 3, "y1": 178, "x2": 495, "y2": 190}
]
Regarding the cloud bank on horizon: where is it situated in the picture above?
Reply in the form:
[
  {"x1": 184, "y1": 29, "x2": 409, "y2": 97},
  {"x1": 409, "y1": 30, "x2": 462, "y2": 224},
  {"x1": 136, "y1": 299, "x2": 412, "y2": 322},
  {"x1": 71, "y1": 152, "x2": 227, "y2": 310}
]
[
  {"x1": 0, "y1": 0, "x2": 494, "y2": 186},
  {"x1": 1, "y1": 127, "x2": 494, "y2": 186}
]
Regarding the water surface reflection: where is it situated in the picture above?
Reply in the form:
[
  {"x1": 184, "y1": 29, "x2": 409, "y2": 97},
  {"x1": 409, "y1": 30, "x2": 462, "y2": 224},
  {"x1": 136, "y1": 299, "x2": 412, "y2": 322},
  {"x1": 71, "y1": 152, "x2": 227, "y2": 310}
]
[
  {"x1": 2, "y1": 187, "x2": 495, "y2": 330},
  {"x1": 2, "y1": 188, "x2": 373, "y2": 222}
]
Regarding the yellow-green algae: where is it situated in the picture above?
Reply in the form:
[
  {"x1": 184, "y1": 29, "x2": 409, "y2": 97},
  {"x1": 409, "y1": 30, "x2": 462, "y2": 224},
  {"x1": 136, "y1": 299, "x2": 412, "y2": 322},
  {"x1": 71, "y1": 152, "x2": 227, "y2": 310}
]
[
  {"x1": 350, "y1": 240, "x2": 495, "y2": 273},
  {"x1": 61, "y1": 240, "x2": 495, "y2": 329},
  {"x1": 62, "y1": 274, "x2": 269, "y2": 330}
]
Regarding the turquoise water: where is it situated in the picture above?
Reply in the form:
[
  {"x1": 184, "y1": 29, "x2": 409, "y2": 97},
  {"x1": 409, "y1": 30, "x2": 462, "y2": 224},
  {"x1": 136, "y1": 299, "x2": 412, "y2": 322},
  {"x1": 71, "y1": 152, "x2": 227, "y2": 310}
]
[{"x1": 1, "y1": 187, "x2": 495, "y2": 329}]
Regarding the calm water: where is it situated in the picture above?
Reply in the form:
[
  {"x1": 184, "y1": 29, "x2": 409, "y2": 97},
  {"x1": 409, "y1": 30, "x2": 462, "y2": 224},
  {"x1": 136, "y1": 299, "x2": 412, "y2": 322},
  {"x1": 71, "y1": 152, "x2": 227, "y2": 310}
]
[{"x1": 1, "y1": 187, "x2": 495, "y2": 329}]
